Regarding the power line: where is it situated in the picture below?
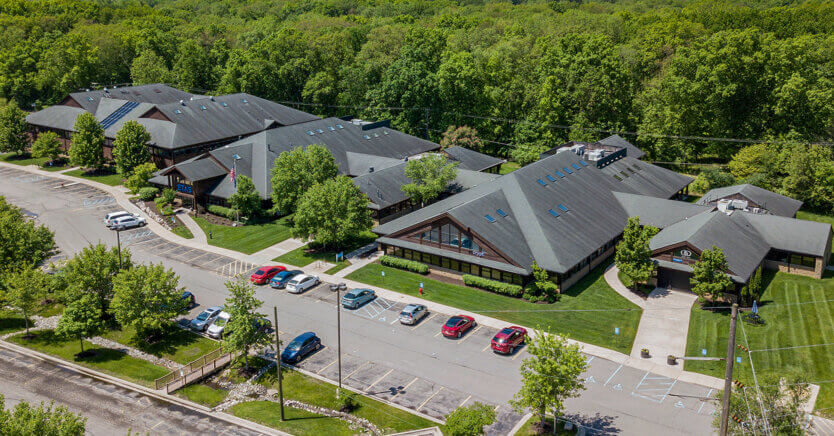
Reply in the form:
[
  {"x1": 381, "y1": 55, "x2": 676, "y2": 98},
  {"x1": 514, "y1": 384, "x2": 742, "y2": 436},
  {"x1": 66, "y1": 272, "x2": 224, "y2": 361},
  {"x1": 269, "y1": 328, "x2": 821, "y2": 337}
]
[
  {"x1": 749, "y1": 342, "x2": 834, "y2": 353},
  {"x1": 740, "y1": 321, "x2": 771, "y2": 436}
]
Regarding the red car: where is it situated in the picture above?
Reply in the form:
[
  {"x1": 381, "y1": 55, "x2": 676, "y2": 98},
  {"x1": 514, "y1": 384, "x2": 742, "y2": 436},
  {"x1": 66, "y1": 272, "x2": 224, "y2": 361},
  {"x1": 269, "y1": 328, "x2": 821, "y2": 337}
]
[
  {"x1": 491, "y1": 326, "x2": 527, "y2": 354},
  {"x1": 250, "y1": 266, "x2": 286, "y2": 285},
  {"x1": 441, "y1": 315, "x2": 475, "y2": 338}
]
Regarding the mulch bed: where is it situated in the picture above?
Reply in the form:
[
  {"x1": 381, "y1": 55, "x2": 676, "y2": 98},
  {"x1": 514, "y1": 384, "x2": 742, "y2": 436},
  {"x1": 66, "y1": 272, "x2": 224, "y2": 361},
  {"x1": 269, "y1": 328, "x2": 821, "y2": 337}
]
[
  {"x1": 139, "y1": 200, "x2": 189, "y2": 229},
  {"x1": 194, "y1": 211, "x2": 236, "y2": 227}
]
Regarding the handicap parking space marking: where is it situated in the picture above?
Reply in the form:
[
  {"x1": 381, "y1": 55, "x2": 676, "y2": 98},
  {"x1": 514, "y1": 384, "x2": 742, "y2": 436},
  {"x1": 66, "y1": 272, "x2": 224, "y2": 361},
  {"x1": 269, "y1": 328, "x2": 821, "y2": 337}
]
[
  {"x1": 631, "y1": 371, "x2": 677, "y2": 403},
  {"x1": 81, "y1": 196, "x2": 115, "y2": 209},
  {"x1": 698, "y1": 388, "x2": 714, "y2": 414},
  {"x1": 604, "y1": 364, "x2": 623, "y2": 386}
]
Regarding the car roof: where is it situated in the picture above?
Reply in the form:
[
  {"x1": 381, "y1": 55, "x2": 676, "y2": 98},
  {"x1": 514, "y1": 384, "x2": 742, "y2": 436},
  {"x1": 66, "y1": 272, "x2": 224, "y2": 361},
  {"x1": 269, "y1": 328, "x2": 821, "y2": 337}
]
[
  {"x1": 293, "y1": 332, "x2": 317, "y2": 341},
  {"x1": 292, "y1": 274, "x2": 311, "y2": 280},
  {"x1": 106, "y1": 211, "x2": 130, "y2": 218},
  {"x1": 217, "y1": 311, "x2": 231, "y2": 318},
  {"x1": 347, "y1": 288, "x2": 370, "y2": 296},
  {"x1": 403, "y1": 304, "x2": 422, "y2": 312},
  {"x1": 206, "y1": 306, "x2": 222, "y2": 312}
]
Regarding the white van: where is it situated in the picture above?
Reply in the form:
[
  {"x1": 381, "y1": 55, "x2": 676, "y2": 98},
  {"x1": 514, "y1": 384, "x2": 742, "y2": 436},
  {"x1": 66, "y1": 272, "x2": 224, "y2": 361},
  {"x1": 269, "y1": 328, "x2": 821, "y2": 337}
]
[{"x1": 104, "y1": 211, "x2": 132, "y2": 226}]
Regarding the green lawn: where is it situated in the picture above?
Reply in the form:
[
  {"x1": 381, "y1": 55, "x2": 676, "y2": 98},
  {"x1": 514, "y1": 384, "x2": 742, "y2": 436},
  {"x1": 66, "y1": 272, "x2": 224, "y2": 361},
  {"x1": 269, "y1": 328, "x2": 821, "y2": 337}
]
[
  {"x1": 176, "y1": 383, "x2": 228, "y2": 407},
  {"x1": 9, "y1": 330, "x2": 169, "y2": 387},
  {"x1": 171, "y1": 225, "x2": 194, "y2": 239},
  {"x1": 273, "y1": 232, "x2": 377, "y2": 271},
  {"x1": 617, "y1": 270, "x2": 653, "y2": 297},
  {"x1": 685, "y1": 271, "x2": 834, "y2": 416},
  {"x1": 516, "y1": 415, "x2": 576, "y2": 435},
  {"x1": 230, "y1": 401, "x2": 356, "y2": 435},
  {"x1": 195, "y1": 216, "x2": 293, "y2": 254},
  {"x1": 499, "y1": 161, "x2": 520, "y2": 175},
  {"x1": 0, "y1": 310, "x2": 29, "y2": 336},
  {"x1": 63, "y1": 168, "x2": 124, "y2": 186},
  {"x1": 346, "y1": 261, "x2": 641, "y2": 354},
  {"x1": 797, "y1": 210, "x2": 834, "y2": 264},
  {"x1": 99, "y1": 323, "x2": 219, "y2": 365},
  {"x1": 257, "y1": 367, "x2": 437, "y2": 434},
  {"x1": 0, "y1": 152, "x2": 50, "y2": 167}
]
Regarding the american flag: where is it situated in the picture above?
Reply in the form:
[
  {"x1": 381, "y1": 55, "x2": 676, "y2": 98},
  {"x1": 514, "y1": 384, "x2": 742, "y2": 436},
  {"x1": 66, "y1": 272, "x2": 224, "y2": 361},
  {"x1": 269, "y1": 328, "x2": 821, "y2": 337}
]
[{"x1": 229, "y1": 167, "x2": 236, "y2": 187}]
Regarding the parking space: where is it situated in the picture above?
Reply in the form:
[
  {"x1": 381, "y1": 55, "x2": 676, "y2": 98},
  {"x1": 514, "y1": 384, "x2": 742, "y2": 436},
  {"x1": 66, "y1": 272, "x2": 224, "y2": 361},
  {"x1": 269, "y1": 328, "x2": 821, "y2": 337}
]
[
  {"x1": 215, "y1": 259, "x2": 259, "y2": 278},
  {"x1": 343, "y1": 362, "x2": 392, "y2": 392},
  {"x1": 418, "y1": 385, "x2": 472, "y2": 418}
]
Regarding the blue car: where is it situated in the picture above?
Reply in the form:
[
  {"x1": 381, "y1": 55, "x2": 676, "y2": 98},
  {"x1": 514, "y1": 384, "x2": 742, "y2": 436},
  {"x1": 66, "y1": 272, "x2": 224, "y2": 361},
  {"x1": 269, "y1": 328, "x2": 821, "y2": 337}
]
[
  {"x1": 341, "y1": 289, "x2": 376, "y2": 309},
  {"x1": 281, "y1": 332, "x2": 321, "y2": 364},
  {"x1": 269, "y1": 270, "x2": 303, "y2": 289}
]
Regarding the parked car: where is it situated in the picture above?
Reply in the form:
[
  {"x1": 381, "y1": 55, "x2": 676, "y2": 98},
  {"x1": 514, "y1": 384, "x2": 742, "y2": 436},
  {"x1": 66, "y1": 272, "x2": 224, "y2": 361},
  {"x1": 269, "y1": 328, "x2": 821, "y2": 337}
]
[
  {"x1": 250, "y1": 266, "x2": 286, "y2": 285},
  {"x1": 341, "y1": 289, "x2": 376, "y2": 309},
  {"x1": 281, "y1": 332, "x2": 322, "y2": 364},
  {"x1": 104, "y1": 211, "x2": 134, "y2": 226},
  {"x1": 269, "y1": 270, "x2": 303, "y2": 289},
  {"x1": 399, "y1": 304, "x2": 428, "y2": 325},
  {"x1": 189, "y1": 306, "x2": 223, "y2": 332},
  {"x1": 491, "y1": 326, "x2": 527, "y2": 354},
  {"x1": 286, "y1": 274, "x2": 320, "y2": 294},
  {"x1": 109, "y1": 215, "x2": 146, "y2": 230},
  {"x1": 254, "y1": 317, "x2": 271, "y2": 332},
  {"x1": 181, "y1": 291, "x2": 196, "y2": 308},
  {"x1": 206, "y1": 311, "x2": 231, "y2": 338},
  {"x1": 441, "y1": 315, "x2": 475, "y2": 338}
]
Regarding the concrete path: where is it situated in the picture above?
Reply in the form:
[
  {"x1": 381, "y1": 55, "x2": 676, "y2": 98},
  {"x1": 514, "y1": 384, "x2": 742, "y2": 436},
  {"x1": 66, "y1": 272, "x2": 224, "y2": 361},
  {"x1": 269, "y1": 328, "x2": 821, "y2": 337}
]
[
  {"x1": 177, "y1": 209, "x2": 207, "y2": 244},
  {"x1": 811, "y1": 415, "x2": 834, "y2": 435},
  {"x1": 249, "y1": 238, "x2": 306, "y2": 263},
  {"x1": 1, "y1": 161, "x2": 723, "y2": 390},
  {"x1": 333, "y1": 251, "x2": 383, "y2": 278},
  {"x1": 631, "y1": 287, "x2": 697, "y2": 366},
  {"x1": 603, "y1": 264, "x2": 647, "y2": 308}
]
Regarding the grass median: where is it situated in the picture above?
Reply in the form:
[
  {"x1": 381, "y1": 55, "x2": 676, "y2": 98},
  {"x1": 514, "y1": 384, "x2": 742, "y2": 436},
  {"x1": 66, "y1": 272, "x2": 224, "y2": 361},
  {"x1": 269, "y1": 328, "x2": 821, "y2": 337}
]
[
  {"x1": 99, "y1": 323, "x2": 219, "y2": 365},
  {"x1": 346, "y1": 261, "x2": 641, "y2": 354},
  {"x1": 274, "y1": 232, "x2": 377, "y2": 272},
  {"x1": 685, "y1": 270, "x2": 834, "y2": 416},
  {"x1": 176, "y1": 383, "x2": 228, "y2": 407},
  {"x1": 8, "y1": 329, "x2": 169, "y2": 387},
  {"x1": 195, "y1": 216, "x2": 293, "y2": 254},
  {"x1": 230, "y1": 401, "x2": 356, "y2": 435},
  {"x1": 63, "y1": 168, "x2": 124, "y2": 186}
]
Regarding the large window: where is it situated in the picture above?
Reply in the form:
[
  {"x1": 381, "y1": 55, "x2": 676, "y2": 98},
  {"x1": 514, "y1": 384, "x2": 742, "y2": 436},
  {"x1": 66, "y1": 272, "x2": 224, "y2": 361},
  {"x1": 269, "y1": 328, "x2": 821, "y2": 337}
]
[{"x1": 789, "y1": 254, "x2": 816, "y2": 268}]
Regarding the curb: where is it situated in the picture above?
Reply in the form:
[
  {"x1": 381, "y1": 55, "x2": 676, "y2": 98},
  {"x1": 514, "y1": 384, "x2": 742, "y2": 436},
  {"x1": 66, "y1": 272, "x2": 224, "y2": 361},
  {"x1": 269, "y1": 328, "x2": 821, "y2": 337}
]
[
  {"x1": 508, "y1": 413, "x2": 533, "y2": 436},
  {"x1": 0, "y1": 339, "x2": 289, "y2": 436}
]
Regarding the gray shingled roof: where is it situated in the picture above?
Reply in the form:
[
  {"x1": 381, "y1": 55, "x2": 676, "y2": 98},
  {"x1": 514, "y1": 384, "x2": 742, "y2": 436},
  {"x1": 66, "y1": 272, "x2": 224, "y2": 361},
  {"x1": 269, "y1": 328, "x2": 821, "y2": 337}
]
[
  {"x1": 612, "y1": 192, "x2": 713, "y2": 228},
  {"x1": 26, "y1": 105, "x2": 86, "y2": 131},
  {"x1": 68, "y1": 84, "x2": 193, "y2": 113},
  {"x1": 731, "y1": 212, "x2": 831, "y2": 257},
  {"x1": 600, "y1": 158, "x2": 691, "y2": 198},
  {"x1": 597, "y1": 134, "x2": 646, "y2": 159},
  {"x1": 697, "y1": 184, "x2": 803, "y2": 217},
  {"x1": 442, "y1": 146, "x2": 505, "y2": 171},
  {"x1": 160, "y1": 158, "x2": 226, "y2": 182},
  {"x1": 375, "y1": 151, "x2": 690, "y2": 275}
]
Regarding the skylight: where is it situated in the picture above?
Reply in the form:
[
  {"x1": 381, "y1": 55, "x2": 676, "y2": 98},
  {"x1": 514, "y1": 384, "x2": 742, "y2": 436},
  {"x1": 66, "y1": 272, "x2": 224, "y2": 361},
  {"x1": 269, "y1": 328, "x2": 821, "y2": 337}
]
[
  {"x1": 316, "y1": 129, "x2": 324, "y2": 133},
  {"x1": 383, "y1": 131, "x2": 389, "y2": 135},
  {"x1": 555, "y1": 170, "x2": 565, "y2": 178},
  {"x1": 548, "y1": 209, "x2": 560, "y2": 218},
  {"x1": 620, "y1": 171, "x2": 629, "y2": 178},
  {"x1": 241, "y1": 98, "x2": 249, "y2": 103},
  {"x1": 613, "y1": 174, "x2": 622, "y2": 181},
  {"x1": 199, "y1": 104, "x2": 207, "y2": 111},
  {"x1": 496, "y1": 209, "x2": 508, "y2": 217},
  {"x1": 571, "y1": 163, "x2": 581, "y2": 170},
  {"x1": 537, "y1": 179, "x2": 547, "y2": 186},
  {"x1": 627, "y1": 167, "x2": 636, "y2": 174},
  {"x1": 563, "y1": 167, "x2": 573, "y2": 174},
  {"x1": 558, "y1": 204, "x2": 569, "y2": 212},
  {"x1": 546, "y1": 175, "x2": 556, "y2": 182},
  {"x1": 373, "y1": 133, "x2": 379, "y2": 138},
  {"x1": 328, "y1": 126, "x2": 335, "y2": 131},
  {"x1": 221, "y1": 102, "x2": 228, "y2": 107},
  {"x1": 633, "y1": 163, "x2": 641, "y2": 170},
  {"x1": 307, "y1": 131, "x2": 315, "y2": 136},
  {"x1": 336, "y1": 124, "x2": 344, "y2": 129},
  {"x1": 87, "y1": 97, "x2": 94, "y2": 102},
  {"x1": 579, "y1": 160, "x2": 589, "y2": 167},
  {"x1": 485, "y1": 214, "x2": 496, "y2": 223},
  {"x1": 363, "y1": 135, "x2": 371, "y2": 140},
  {"x1": 174, "y1": 109, "x2": 182, "y2": 114}
]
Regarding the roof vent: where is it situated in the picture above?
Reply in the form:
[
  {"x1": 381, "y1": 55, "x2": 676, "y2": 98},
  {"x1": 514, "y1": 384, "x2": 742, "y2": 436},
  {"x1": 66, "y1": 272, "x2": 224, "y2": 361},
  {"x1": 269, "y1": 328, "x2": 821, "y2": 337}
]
[
  {"x1": 210, "y1": 96, "x2": 215, "y2": 101},
  {"x1": 180, "y1": 100, "x2": 185, "y2": 106},
  {"x1": 369, "y1": 166, "x2": 374, "y2": 173}
]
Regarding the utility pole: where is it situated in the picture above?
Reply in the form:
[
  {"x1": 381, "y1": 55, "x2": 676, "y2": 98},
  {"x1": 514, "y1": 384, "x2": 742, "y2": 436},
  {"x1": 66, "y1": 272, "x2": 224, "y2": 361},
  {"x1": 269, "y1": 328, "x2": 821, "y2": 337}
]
[
  {"x1": 720, "y1": 303, "x2": 739, "y2": 436},
  {"x1": 114, "y1": 228, "x2": 122, "y2": 269},
  {"x1": 331, "y1": 282, "x2": 346, "y2": 396},
  {"x1": 273, "y1": 306, "x2": 284, "y2": 421}
]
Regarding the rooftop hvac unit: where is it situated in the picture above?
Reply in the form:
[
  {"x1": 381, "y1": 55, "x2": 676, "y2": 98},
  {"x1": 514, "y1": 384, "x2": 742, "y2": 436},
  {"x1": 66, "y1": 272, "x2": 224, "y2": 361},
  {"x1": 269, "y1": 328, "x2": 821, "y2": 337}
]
[
  {"x1": 556, "y1": 147, "x2": 570, "y2": 154},
  {"x1": 571, "y1": 144, "x2": 586, "y2": 155},
  {"x1": 586, "y1": 150, "x2": 605, "y2": 161}
]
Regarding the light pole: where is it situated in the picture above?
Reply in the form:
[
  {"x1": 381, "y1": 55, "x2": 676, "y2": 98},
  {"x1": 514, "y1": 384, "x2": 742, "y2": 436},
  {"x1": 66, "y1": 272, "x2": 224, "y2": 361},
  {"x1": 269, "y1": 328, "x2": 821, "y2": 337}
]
[
  {"x1": 331, "y1": 282, "x2": 347, "y2": 396},
  {"x1": 232, "y1": 154, "x2": 241, "y2": 225},
  {"x1": 273, "y1": 306, "x2": 285, "y2": 421},
  {"x1": 113, "y1": 227, "x2": 122, "y2": 269}
]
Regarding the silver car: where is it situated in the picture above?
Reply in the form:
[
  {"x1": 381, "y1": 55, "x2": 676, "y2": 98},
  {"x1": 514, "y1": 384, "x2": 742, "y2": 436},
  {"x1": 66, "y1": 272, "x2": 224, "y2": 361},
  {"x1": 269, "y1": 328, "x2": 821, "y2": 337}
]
[
  {"x1": 206, "y1": 311, "x2": 230, "y2": 339},
  {"x1": 341, "y1": 289, "x2": 376, "y2": 309},
  {"x1": 286, "y1": 274, "x2": 320, "y2": 294},
  {"x1": 189, "y1": 306, "x2": 223, "y2": 332},
  {"x1": 399, "y1": 304, "x2": 428, "y2": 325}
]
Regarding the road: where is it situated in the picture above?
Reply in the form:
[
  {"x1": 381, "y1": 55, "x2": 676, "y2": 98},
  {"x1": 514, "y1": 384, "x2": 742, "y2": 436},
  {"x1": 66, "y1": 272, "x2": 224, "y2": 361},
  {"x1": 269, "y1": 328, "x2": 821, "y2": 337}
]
[
  {"x1": 0, "y1": 345, "x2": 259, "y2": 435},
  {"x1": 0, "y1": 165, "x2": 717, "y2": 435}
]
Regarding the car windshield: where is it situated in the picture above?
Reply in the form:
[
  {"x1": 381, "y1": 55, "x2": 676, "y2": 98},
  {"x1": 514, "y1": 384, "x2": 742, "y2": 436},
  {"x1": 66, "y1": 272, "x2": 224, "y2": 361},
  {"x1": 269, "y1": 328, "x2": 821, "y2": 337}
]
[
  {"x1": 254, "y1": 269, "x2": 266, "y2": 275},
  {"x1": 196, "y1": 313, "x2": 209, "y2": 321},
  {"x1": 445, "y1": 317, "x2": 462, "y2": 327},
  {"x1": 287, "y1": 341, "x2": 302, "y2": 350},
  {"x1": 500, "y1": 328, "x2": 515, "y2": 335},
  {"x1": 214, "y1": 318, "x2": 227, "y2": 327}
]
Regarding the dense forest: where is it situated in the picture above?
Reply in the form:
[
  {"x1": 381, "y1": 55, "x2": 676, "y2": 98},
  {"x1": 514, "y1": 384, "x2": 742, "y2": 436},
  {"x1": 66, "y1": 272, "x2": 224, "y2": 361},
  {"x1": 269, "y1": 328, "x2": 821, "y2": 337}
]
[{"x1": 1, "y1": 0, "x2": 833, "y2": 166}]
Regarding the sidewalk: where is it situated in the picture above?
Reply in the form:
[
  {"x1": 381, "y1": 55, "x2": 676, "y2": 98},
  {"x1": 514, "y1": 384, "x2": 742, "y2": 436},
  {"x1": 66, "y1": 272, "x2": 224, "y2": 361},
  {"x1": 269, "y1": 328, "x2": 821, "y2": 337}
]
[
  {"x1": 176, "y1": 209, "x2": 207, "y2": 243},
  {"x1": 2, "y1": 161, "x2": 724, "y2": 390},
  {"x1": 631, "y1": 288, "x2": 697, "y2": 366},
  {"x1": 603, "y1": 264, "x2": 647, "y2": 308},
  {"x1": 249, "y1": 238, "x2": 306, "y2": 263}
]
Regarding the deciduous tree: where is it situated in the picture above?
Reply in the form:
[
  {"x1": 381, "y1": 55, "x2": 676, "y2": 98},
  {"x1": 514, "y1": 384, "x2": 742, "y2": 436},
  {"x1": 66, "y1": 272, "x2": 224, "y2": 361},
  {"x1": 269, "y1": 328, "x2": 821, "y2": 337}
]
[
  {"x1": 69, "y1": 112, "x2": 105, "y2": 170},
  {"x1": 615, "y1": 217, "x2": 659, "y2": 289},
  {"x1": 0, "y1": 196, "x2": 55, "y2": 276},
  {"x1": 4, "y1": 265, "x2": 48, "y2": 335},
  {"x1": 112, "y1": 121, "x2": 151, "y2": 176},
  {"x1": 125, "y1": 162, "x2": 158, "y2": 194},
  {"x1": 61, "y1": 244, "x2": 131, "y2": 321},
  {"x1": 0, "y1": 102, "x2": 28, "y2": 155},
  {"x1": 0, "y1": 395, "x2": 86, "y2": 435},
  {"x1": 444, "y1": 402, "x2": 496, "y2": 436},
  {"x1": 690, "y1": 246, "x2": 732, "y2": 303},
  {"x1": 111, "y1": 264, "x2": 185, "y2": 338},
  {"x1": 131, "y1": 49, "x2": 173, "y2": 85},
  {"x1": 402, "y1": 154, "x2": 458, "y2": 206},
  {"x1": 293, "y1": 176, "x2": 373, "y2": 249},
  {"x1": 31, "y1": 131, "x2": 62, "y2": 165},
  {"x1": 440, "y1": 125, "x2": 484, "y2": 152},
  {"x1": 713, "y1": 371, "x2": 809, "y2": 435},
  {"x1": 55, "y1": 293, "x2": 105, "y2": 354},
  {"x1": 222, "y1": 279, "x2": 270, "y2": 368},
  {"x1": 270, "y1": 145, "x2": 338, "y2": 213},
  {"x1": 510, "y1": 329, "x2": 587, "y2": 426},
  {"x1": 228, "y1": 175, "x2": 261, "y2": 219}
]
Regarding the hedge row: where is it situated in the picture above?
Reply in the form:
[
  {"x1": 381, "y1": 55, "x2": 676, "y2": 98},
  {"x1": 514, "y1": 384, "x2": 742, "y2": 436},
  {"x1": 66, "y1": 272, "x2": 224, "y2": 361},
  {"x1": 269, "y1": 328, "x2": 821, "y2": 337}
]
[
  {"x1": 137, "y1": 187, "x2": 158, "y2": 201},
  {"x1": 462, "y1": 274, "x2": 523, "y2": 297},
  {"x1": 208, "y1": 204, "x2": 236, "y2": 220},
  {"x1": 379, "y1": 255, "x2": 429, "y2": 274}
]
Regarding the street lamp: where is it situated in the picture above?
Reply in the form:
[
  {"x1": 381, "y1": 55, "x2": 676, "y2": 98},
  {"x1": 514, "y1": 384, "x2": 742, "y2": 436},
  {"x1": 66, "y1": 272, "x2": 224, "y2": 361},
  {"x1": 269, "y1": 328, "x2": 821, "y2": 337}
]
[
  {"x1": 232, "y1": 154, "x2": 241, "y2": 225},
  {"x1": 331, "y1": 282, "x2": 347, "y2": 396},
  {"x1": 111, "y1": 227, "x2": 122, "y2": 269}
]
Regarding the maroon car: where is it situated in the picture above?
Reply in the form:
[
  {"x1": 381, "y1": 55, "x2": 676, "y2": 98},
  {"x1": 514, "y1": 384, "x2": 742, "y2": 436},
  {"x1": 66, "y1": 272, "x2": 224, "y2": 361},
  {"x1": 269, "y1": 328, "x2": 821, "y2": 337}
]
[
  {"x1": 250, "y1": 266, "x2": 286, "y2": 285},
  {"x1": 441, "y1": 315, "x2": 475, "y2": 339},
  {"x1": 491, "y1": 326, "x2": 527, "y2": 354}
]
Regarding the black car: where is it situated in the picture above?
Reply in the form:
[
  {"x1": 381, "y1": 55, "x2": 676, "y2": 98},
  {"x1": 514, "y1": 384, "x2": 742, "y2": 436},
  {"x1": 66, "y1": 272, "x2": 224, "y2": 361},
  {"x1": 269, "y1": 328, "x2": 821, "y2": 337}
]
[{"x1": 281, "y1": 332, "x2": 321, "y2": 364}]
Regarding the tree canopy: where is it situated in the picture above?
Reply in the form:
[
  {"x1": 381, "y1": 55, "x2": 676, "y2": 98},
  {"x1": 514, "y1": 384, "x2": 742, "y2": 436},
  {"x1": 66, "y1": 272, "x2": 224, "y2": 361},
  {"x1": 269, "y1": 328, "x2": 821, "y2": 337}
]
[
  {"x1": 402, "y1": 154, "x2": 458, "y2": 206},
  {"x1": 293, "y1": 176, "x2": 373, "y2": 249},
  {"x1": 111, "y1": 263, "x2": 185, "y2": 337},
  {"x1": 444, "y1": 402, "x2": 496, "y2": 436},
  {"x1": 270, "y1": 145, "x2": 338, "y2": 214},
  {"x1": 222, "y1": 279, "x2": 270, "y2": 368},
  {"x1": 112, "y1": 121, "x2": 151, "y2": 176},
  {"x1": 68, "y1": 113, "x2": 105, "y2": 170},
  {"x1": 0, "y1": 395, "x2": 86, "y2": 435},
  {"x1": 30, "y1": 131, "x2": 62, "y2": 164},
  {"x1": 615, "y1": 217, "x2": 659, "y2": 288},
  {"x1": 228, "y1": 175, "x2": 262, "y2": 219},
  {"x1": 0, "y1": 102, "x2": 29, "y2": 154},
  {"x1": 61, "y1": 243, "x2": 131, "y2": 321},
  {"x1": 3, "y1": 265, "x2": 49, "y2": 335},
  {"x1": 690, "y1": 246, "x2": 733, "y2": 302},
  {"x1": 0, "y1": 196, "x2": 55, "y2": 276}
]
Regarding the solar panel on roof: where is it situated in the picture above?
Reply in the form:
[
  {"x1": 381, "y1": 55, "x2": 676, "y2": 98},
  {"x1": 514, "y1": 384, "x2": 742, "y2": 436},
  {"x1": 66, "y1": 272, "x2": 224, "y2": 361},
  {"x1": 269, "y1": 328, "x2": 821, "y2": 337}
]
[
  {"x1": 496, "y1": 209, "x2": 508, "y2": 217},
  {"x1": 555, "y1": 170, "x2": 565, "y2": 178},
  {"x1": 537, "y1": 179, "x2": 547, "y2": 186},
  {"x1": 558, "y1": 204, "x2": 569, "y2": 212},
  {"x1": 545, "y1": 175, "x2": 556, "y2": 182},
  {"x1": 548, "y1": 209, "x2": 560, "y2": 218},
  {"x1": 485, "y1": 214, "x2": 496, "y2": 223},
  {"x1": 563, "y1": 167, "x2": 573, "y2": 174},
  {"x1": 579, "y1": 160, "x2": 588, "y2": 167},
  {"x1": 99, "y1": 101, "x2": 139, "y2": 129},
  {"x1": 571, "y1": 163, "x2": 581, "y2": 170}
]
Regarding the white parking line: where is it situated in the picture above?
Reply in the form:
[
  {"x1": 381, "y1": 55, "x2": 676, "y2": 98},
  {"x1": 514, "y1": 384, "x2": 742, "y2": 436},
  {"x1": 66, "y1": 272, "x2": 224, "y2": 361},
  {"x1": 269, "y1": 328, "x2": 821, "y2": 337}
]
[
  {"x1": 698, "y1": 389, "x2": 714, "y2": 414},
  {"x1": 317, "y1": 359, "x2": 339, "y2": 374},
  {"x1": 390, "y1": 317, "x2": 400, "y2": 325},
  {"x1": 417, "y1": 386, "x2": 444, "y2": 410},
  {"x1": 400, "y1": 377, "x2": 419, "y2": 394},
  {"x1": 459, "y1": 395, "x2": 472, "y2": 408},
  {"x1": 413, "y1": 313, "x2": 436, "y2": 330},
  {"x1": 458, "y1": 325, "x2": 481, "y2": 343},
  {"x1": 365, "y1": 369, "x2": 395, "y2": 392},
  {"x1": 481, "y1": 344, "x2": 491, "y2": 352},
  {"x1": 604, "y1": 365, "x2": 623, "y2": 386},
  {"x1": 345, "y1": 361, "x2": 370, "y2": 380}
]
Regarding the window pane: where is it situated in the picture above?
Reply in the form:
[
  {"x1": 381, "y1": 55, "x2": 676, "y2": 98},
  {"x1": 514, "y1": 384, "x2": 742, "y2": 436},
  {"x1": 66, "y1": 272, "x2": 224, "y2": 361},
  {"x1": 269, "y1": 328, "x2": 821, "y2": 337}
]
[
  {"x1": 492, "y1": 269, "x2": 501, "y2": 280},
  {"x1": 461, "y1": 263, "x2": 470, "y2": 274},
  {"x1": 449, "y1": 226, "x2": 459, "y2": 246},
  {"x1": 450, "y1": 259, "x2": 459, "y2": 271},
  {"x1": 441, "y1": 224, "x2": 450, "y2": 245},
  {"x1": 481, "y1": 267, "x2": 491, "y2": 278},
  {"x1": 430, "y1": 228, "x2": 439, "y2": 243},
  {"x1": 472, "y1": 241, "x2": 481, "y2": 252},
  {"x1": 441, "y1": 257, "x2": 450, "y2": 268},
  {"x1": 470, "y1": 265, "x2": 479, "y2": 276},
  {"x1": 461, "y1": 234, "x2": 472, "y2": 249},
  {"x1": 431, "y1": 255, "x2": 440, "y2": 266}
]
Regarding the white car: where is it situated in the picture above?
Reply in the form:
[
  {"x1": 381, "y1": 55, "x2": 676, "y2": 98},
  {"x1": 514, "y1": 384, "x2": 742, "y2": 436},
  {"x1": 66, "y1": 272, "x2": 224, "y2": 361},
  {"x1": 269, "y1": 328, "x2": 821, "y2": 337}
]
[
  {"x1": 110, "y1": 215, "x2": 146, "y2": 230},
  {"x1": 206, "y1": 311, "x2": 230, "y2": 339},
  {"x1": 285, "y1": 274, "x2": 320, "y2": 294},
  {"x1": 104, "y1": 211, "x2": 134, "y2": 226}
]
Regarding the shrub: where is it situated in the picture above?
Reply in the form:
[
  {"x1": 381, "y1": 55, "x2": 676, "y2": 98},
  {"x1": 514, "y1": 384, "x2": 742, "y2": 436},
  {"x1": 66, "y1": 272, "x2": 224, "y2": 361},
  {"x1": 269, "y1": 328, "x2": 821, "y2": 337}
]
[
  {"x1": 137, "y1": 187, "x2": 158, "y2": 201},
  {"x1": 462, "y1": 275, "x2": 523, "y2": 297},
  {"x1": 160, "y1": 187, "x2": 175, "y2": 204},
  {"x1": 379, "y1": 255, "x2": 429, "y2": 274},
  {"x1": 153, "y1": 196, "x2": 166, "y2": 207},
  {"x1": 335, "y1": 389, "x2": 358, "y2": 413},
  {"x1": 208, "y1": 204, "x2": 237, "y2": 220}
]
